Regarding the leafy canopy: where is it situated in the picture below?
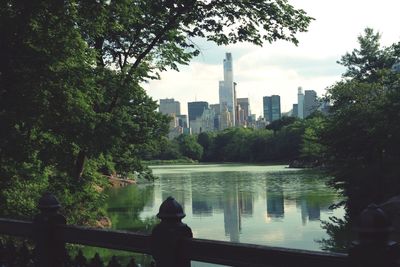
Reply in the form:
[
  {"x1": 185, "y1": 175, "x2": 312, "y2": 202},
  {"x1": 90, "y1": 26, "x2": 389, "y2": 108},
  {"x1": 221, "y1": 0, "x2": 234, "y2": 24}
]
[
  {"x1": 0, "y1": 0, "x2": 312, "y2": 221},
  {"x1": 322, "y1": 28, "x2": 400, "y2": 214}
]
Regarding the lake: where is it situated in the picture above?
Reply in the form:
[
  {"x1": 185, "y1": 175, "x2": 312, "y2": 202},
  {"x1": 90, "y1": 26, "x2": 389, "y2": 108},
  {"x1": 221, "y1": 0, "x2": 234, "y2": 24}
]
[{"x1": 105, "y1": 164, "x2": 345, "y2": 266}]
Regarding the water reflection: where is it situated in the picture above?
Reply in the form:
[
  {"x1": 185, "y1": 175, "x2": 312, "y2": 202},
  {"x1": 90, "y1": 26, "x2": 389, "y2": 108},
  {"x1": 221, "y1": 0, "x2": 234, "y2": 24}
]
[
  {"x1": 106, "y1": 164, "x2": 344, "y2": 252},
  {"x1": 266, "y1": 183, "x2": 284, "y2": 219}
]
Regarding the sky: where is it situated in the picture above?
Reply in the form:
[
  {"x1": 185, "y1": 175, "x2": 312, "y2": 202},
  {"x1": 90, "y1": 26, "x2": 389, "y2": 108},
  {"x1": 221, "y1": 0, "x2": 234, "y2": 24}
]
[{"x1": 144, "y1": 0, "x2": 400, "y2": 117}]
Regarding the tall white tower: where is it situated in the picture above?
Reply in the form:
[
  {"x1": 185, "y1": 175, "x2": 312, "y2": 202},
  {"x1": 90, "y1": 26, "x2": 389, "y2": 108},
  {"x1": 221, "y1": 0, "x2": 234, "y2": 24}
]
[
  {"x1": 297, "y1": 87, "x2": 304, "y2": 119},
  {"x1": 219, "y1": 53, "x2": 235, "y2": 126}
]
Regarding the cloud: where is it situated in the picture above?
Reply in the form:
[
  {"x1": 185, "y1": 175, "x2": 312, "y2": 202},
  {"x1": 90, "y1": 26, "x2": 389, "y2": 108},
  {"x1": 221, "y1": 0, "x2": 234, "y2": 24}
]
[{"x1": 145, "y1": 0, "x2": 400, "y2": 117}]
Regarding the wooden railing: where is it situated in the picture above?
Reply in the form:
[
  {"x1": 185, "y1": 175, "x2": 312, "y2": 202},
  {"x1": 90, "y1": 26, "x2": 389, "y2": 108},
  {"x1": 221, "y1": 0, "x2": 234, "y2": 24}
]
[{"x1": 0, "y1": 193, "x2": 399, "y2": 267}]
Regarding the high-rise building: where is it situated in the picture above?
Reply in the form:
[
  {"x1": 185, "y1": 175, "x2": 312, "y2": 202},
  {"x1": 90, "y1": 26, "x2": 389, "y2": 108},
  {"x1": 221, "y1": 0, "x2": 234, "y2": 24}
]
[
  {"x1": 237, "y1": 98, "x2": 250, "y2": 126},
  {"x1": 210, "y1": 104, "x2": 221, "y2": 130},
  {"x1": 297, "y1": 87, "x2": 304, "y2": 119},
  {"x1": 319, "y1": 100, "x2": 331, "y2": 115},
  {"x1": 263, "y1": 95, "x2": 281, "y2": 122},
  {"x1": 255, "y1": 116, "x2": 267, "y2": 129},
  {"x1": 292, "y1": 104, "x2": 298, "y2": 117},
  {"x1": 219, "y1": 53, "x2": 235, "y2": 126},
  {"x1": 220, "y1": 105, "x2": 233, "y2": 130},
  {"x1": 176, "y1": 114, "x2": 188, "y2": 128},
  {"x1": 159, "y1": 98, "x2": 180, "y2": 115},
  {"x1": 392, "y1": 61, "x2": 400, "y2": 73},
  {"x1": 167, "y1": 113, "x2": 183, "y2": 139},
  {"x1": 191, "y1": 108, "x2": 215, "y2": 134},
  {"x1": 304, "y1": 90, "x2": 319, "y2": 118},
  {"x1": 188, "y1": 101, "x2": 208, "y2": 127}
]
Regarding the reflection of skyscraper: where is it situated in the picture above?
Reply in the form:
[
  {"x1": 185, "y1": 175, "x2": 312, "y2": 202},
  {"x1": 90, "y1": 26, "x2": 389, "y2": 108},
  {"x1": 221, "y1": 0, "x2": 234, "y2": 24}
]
[
  {"x1": 192, "y1": 191, "x2": 213, "y2": 217},
  {"x1": 239, "y1": 192, "x2": 253, "y2": 217},
  {"x1": 266, "y1": 185, "x2": 284, "y2": 218},
  {"x1": 307, "y1": 203, "x2": 321, "y2": 221},
  {"x1": 161, "y1": 176, "x2": 187, "y2": 210},
  {"x1": 223, "y1": 183, "x2": 241, "y2": 243},
  {"x1": 300, "y1": 199, "x2": 321, "y2": 224}
]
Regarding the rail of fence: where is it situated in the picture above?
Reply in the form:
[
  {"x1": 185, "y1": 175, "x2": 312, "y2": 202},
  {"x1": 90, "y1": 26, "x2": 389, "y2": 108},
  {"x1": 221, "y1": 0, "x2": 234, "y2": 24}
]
[{"x1": 0, "y1": 193, "x2": 399, "y2": 267}]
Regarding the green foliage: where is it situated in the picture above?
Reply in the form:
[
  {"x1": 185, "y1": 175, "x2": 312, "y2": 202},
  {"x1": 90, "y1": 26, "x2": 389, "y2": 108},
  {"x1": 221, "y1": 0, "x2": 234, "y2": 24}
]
[
  {"x1": 144, "y1": 115, "x2": 329, "y2": 164},
  {"x1": 266, "y1": 116, "x2": 298, "y2": 135},
  {"x1": 176, "y1": 135, "x2": 204, "y2": 161},
  {"x1": 301, "y1": 116, "x2": 326, "y2": 161},
  {"x1": 152, "y1": 117, "x2": 326, "y2": 163},
  {"x1": 0, "y1": 0, "x2": 312, "y2": 221},
  {"x1": 338, "y1": 28, "x2": 399, "y2": 82},
  {"x1": 322, "y1": 28, "x2": 400, "y2": 215}
]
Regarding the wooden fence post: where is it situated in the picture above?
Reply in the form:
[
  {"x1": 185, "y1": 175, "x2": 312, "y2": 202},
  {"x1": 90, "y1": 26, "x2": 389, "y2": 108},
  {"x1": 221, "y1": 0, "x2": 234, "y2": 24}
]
[
  {"x1": 151, "y1": 197, "x2": 193, "y2": 267},
  {"x1": 349, "y1": 204, "x2": 399, "y2": 267},
  {"x1": 33, "y1": 192, "x2": 67, "y2": 267}
]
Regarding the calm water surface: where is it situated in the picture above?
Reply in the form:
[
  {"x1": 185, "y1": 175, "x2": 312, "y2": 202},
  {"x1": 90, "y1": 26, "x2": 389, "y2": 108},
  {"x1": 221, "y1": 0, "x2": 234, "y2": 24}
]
[{"x1": 105, "y1": 164, "x2": 345, "y2": 266}]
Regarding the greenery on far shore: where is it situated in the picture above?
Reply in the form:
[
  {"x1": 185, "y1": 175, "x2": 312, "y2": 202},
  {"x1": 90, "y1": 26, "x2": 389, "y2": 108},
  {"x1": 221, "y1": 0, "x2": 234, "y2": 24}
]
[{"x1": 141, "y1": 115, "x2": 324, "y2": 166}]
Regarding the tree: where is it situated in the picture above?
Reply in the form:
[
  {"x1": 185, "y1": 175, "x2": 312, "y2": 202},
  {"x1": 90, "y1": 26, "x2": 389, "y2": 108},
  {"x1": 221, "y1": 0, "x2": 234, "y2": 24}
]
[
  {"x1": 322, "y1": 28, "x2": 400, "y2": 215},
  {"x1": 300, "y1": 116, "x2": 326, "y2": 162},
  {"x1": 338, "y1": 28, "x2": 399, "y2": 82},
  {"x1": 0, "y1": 0, "x2": 312, "y2": 221},
  {"x1": 197, "y1": 132, "x2": 214, "y2": 161},
  {"x1": 266, "y1": 116, "x2": 298, "y2": 135},
  {"x1": 176, "y1": 135, "x2": 203, "y2": 161}
]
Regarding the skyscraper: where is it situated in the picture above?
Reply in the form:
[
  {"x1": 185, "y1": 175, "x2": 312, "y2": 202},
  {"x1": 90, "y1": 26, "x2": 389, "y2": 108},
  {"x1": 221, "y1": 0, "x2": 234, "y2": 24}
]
[
  {"x1": 190, "y1": 108, "x2": 215, "y2": 134},
  {"x1": 292, "y1": 104, "x2": 298, "y2": 117},
  {"x1": 219, "y1": 53, "x2": 235, "y2": 126},
  {"x1": 297, "y1": 87, "x2": 304, "y2": 119},
  {"x1": 210, "y1": 104, "x2": 221, "y2": 130},
  {"x1": 176, "y1": 114, "x2": 188, "y2": 128},
  {"x1": 159, "y1": 98, "x2": 180, "y2": 115},
  {"x1": 263, "y1": 95, "x2": 281, "y2": 122},
  {"x1": 188, "y1": 101, "x2": 208, "y2": 127},
  {"x1": 304, "y1": 90, "x2": 319, "y2": 118},
  {"x1": 220, "y1": 105, "x2": 233, "y2": 130},
  {"x1": 237, "y1": 98, "x2": 250, "y2": 126}
]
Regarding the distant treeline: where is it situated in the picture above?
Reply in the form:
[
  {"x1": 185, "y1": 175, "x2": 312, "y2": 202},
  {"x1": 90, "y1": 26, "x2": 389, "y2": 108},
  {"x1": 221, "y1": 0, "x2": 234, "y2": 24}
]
[{"x1": 140, "y1": 114, "x2": 325, "y2": 165}]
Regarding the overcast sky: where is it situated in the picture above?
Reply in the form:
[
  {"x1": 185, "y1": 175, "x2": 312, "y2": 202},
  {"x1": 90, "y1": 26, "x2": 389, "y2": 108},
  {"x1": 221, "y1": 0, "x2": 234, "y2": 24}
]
[{"x1": 144, "y1": 0, "x2": 400, "y2": 117}]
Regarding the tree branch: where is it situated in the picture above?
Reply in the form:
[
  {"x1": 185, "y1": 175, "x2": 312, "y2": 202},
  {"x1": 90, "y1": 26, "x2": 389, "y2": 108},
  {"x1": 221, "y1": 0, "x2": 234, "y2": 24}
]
[{"x1": 107, "y1": 4, "x2": 193, "y2": 113}]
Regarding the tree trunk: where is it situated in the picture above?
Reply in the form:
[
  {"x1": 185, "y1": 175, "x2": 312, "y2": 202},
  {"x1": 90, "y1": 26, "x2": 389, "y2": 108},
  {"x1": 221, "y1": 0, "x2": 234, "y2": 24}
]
[{"x1": 74, "y1": 150, "x2": 86, "y2": 181}]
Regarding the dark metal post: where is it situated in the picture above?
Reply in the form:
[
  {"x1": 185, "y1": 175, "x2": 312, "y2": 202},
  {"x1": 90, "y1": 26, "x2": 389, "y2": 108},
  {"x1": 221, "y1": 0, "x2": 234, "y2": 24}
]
[
  {"x1": 151, "y1": 197, "x2": 193, "y2": 267},
  {"x1": 349, "y1": 204, "x2": 399, "y2": 267},
  {"x1": 34, "y1": 192, "x2": 67, "y2": 267}
]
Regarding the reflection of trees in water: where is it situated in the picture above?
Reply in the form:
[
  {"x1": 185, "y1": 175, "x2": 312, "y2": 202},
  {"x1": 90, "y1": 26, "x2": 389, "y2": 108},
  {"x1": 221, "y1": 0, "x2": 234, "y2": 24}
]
[
  {"x1": 265, "y1": 170, "x2": 339, "y2": 224},
  {"x1": 106, "y1": 185, "x2": 157, "y2": 233},
  {"x1": 317, "y1": 194, "x2": 397, "y2": 253},
  {"x1": 317, "y1": 195, "x2": 398, "y2": 253},
  {"x1": 318, "y1": 215, "x2": 353, "y2": 253}
]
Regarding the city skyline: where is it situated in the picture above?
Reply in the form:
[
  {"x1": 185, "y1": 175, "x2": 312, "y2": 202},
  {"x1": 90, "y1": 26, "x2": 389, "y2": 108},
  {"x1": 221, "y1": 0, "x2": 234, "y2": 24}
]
[{"x1": 144, "y1": 0, "x2": 400, "y2": 117}]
